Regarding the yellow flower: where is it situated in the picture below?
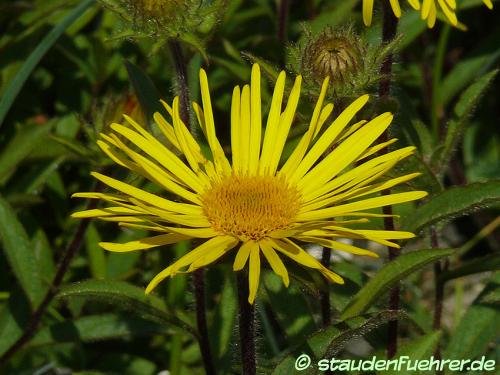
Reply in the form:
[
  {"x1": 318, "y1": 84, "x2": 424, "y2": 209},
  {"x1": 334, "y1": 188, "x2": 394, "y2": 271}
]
[
  {"x1": 420, "y1": 0, "x2": 493, "y2": 28},
  {"x1": 72, "y1": 64, "x2": 427, "y2": 304},
  {"x1": 363, "y1": 0, "x2": 421, "y2": 26}
]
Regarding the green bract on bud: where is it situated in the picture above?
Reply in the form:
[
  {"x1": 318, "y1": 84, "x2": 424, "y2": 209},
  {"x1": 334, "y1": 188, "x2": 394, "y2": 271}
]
[
  {"x1": 302, "y1": 27, "x2": 364, "y2": 87},
  {"x1": 288, "y1": 25, "x2": 399, "y2": 101},
  {"x1": 99, "y1": 0, "x2": 227, "y2": 55}
]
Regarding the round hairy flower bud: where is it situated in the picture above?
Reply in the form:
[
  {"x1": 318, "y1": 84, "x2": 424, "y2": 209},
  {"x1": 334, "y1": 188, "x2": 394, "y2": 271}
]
[{"x1": 302, "y1": 27, "x2": 364, "y2": 87}]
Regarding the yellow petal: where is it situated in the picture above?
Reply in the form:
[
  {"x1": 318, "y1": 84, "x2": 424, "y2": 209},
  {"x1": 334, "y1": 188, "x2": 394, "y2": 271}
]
[
  {"x1": 145, "y1": 236, "x2": 238, "y2": 293},
  {"x1": 248, "y1": 244, "x2": 261, "y2": 304},
  {"x1": 260, "y1": 71, "x2": 287, "y2": 174},
  {"x1": 363, "y1": 0, "x2": 374, "y2": 26},
  {"x1": 298, "y1": 191, "x2": 428, "y2": 221},
  {"x1": 249, "y1": 64, "x2": 262, "y2": 174},
  {"x1": 297, "y1": 236, "x2": 379, "y2": 258},
  {"x1": 100, "y1": 233, "x2": 188, "y2": 252},
  {"x1": 260, "y1": 239, "x2": 289, "y2": 286},
  {"x1": 233, "y1": 241, "x2": 257, "y2": 271},
  {"x1": 290, "y1": 95, "x2": 369, "y2": 184}
]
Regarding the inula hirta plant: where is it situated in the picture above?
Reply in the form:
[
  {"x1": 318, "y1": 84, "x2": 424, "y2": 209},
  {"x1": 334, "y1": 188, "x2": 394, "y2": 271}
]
[
  {"x1": 362, "y1": 0, "x2": 493, "y2": 27},
  {"x1": 72, "y1": 64, "x2": 427, "y2": 304}
]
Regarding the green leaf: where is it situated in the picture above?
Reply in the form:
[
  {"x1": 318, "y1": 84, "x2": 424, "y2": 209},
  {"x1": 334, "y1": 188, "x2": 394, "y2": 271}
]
[
  {"x1": 0, "y1": 196, "x2": 43, "y2": 307},
  {"x1": 404, "y1": 181, "x2": 500, "y2": 233},
  {"x1": 0, "y1": 123, "x2": 53, "y2": 184},
  {"x1": 29, "y1": 313, "x2": 166, "y2": 347},
  {"x1": 439, "y1": 31, "x2": 500, "y2": 107},
  {"x1": 341, "y1": 249, "x2": 455, "y2": 320},
  {"x1": 438, "y1": 70, "x2": 498, "y2": 174},
  {"x1": 445, "y1": 273, "x2": 500, "y2": 361},
  {"x1": 84, "y1": 224, "x2": 107, "y2": 280},
  {"x1": 438, "y1": 253, "x2": 500, "y2": 284},
  {"x1": 383, "y1": 331, "x2": 442, "y2": 375},
  {"x1": 56, "y1": 279, "x2": 196, "y2": 336},
  {"x1": 272, "y1": 311, "x2": 404, "y2": 374},
  {"x1": 0, "y1": 0, "x2": 96, "y2": 127},
  {"x1": 125, "y1": 60, "x2": 168, "y2": 125}
]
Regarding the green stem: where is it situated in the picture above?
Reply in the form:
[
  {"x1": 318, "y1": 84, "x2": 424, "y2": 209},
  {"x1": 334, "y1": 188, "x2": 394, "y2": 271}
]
[
  {"x1": 378, "y1": 0, "x2": 399, "y2": 359},
  {"x1": 431, "y1": 24, "x2": 451, "y2": 140}
]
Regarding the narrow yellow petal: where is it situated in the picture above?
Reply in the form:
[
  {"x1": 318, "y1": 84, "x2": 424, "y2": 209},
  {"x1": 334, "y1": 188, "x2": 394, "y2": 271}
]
[
  {"x1": 231, "y1": 86, "x2": 241, "y2": 173},
  {"x1": 260, "y1": 239, "x2": 289, "y2": 287},
  {"x1": 248, "y1": 244, "x2": 261, "y2": 304},
  {"x1": 100, "y1": 233, "x2": 188, "y2": 252},
  {"x1": 270, "y1": 238, "x2": 344, "y2": 284},
  {"x1": 267, "y1": 75, "x2": 302, "y2": 175},
  {"x1": 188, "y1": 239, "x2": 239, "y2": 271},
  {"x1": 280, "y1": 77, "x2": 331, "y2": 176},
  {"x1": 437, "y1": 0, "x2": 457, "y2": 25},
  {"x1": 298, "y1": 112, "x2": 394, "y2": 193},
  {"x1": 483, "y1": 0, "x2": 493, "y2": 9},
  {"x1": 302, "y1": 146, "x2": 416, "y2": 203},
  {"x1": 290, "y1": 95, "x2": 369, "y2": 184},
  {"x1": 363, "y1": 0, "x2": 374, "y2": 26},
  {"x1": 71, "y1": 207, "x2": 143, "y2": 219},
  {"x1": 145, "y1": 236, "x2": 238, "y2": 294},
  {"x1": 297, "y1": 236, "x2": 379, "y2": 258},
  {"x1": 198, "y1": 69, "x2": 232, "y2": 174},
  {"x1": 249, "y1": 64, "x2": 262, "y2": 174},
  {"x1": 90, "y1": 172, "x2": 202, "y2": 216},
  {"x1": 408, "y1": 0, "x2": 421, "y2": 10},
  {"x1": 260, "y1": 71, "x2": 286, "y2": 174},
  {"x1": 389, "y1": 0, "x2": 402, "y2": 17},
  {"x1": 298, "y1": 191, "x2": 428, "y2": 221},
  {"x1": 233, "y1": 241, "x2": 257, "y2": 271},
  {"x1": 239, "y1": 84, "x2": 251, "y2": 175}
]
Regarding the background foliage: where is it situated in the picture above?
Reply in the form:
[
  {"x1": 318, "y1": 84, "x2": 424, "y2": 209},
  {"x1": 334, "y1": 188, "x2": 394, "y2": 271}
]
[{"x1": 0, "y1": 0, "x2": 499, "y2": 374}]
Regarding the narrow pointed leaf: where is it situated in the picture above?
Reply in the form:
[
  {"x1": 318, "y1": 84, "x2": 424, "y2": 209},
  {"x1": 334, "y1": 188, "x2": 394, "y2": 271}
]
[
  {"x1": 404, "y1": 181, "x2": 500, "y2": 233},
  {"x1": 341, "y1": 249, "x2": 455, "y2": 320}
]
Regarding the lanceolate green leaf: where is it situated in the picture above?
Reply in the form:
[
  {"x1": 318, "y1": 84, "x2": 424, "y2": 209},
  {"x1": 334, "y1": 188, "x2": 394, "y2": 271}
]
[
  {"x1": 404, "y1": 181, "x2": 500, "y2": 233},
  {"x1": 0, "y1": 196, "x2": 43, "y2": 307},
  {"x1": 383, "y1": 331, "x2": 442, "y2": 375},
  {"x1": 271, "y1": 311, "x2": 404, "y2": 374},
  {"x1": 439, "y1": 31, "x2": 500, "y2": 107},
  {"x1": 438, "y1": 253, "x2": 500, "y2": 284},
  {"x1": 445, "y1": 273, "x2": 500, "y2": 361},
  {"x1": 125, "y1": 61, "x2": 168, "y2": 125},
  {"x1": 29, "y1": 314, "x2": 166, "y2": 347},
  {"x1": 0, "y1": 0, "x2": 96, "y2": 127},
  {"x1": 57, "y1": 280, "x2": 196, "y2": 336},
  {"x1": 438, "y1": 70, "x2": 498, "y2": 174},
  {"x1": 0, "y1": 123, "x2": 53, "y2": 184},
  {"x1": 341, "y1": 249, "x2": 455, "y2": 320}
]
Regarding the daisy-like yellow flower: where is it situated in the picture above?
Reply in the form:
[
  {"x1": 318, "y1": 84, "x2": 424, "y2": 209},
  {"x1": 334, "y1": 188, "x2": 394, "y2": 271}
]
[
  {"x1": 420, "y1": 0, "x2": 493, "y2": 28},
  {"x1": 363, "y1": 0, "x2": 421, "y2": 26},
  {"x1": 72, "y1": 64, "x2": 427, "y2": 304}
]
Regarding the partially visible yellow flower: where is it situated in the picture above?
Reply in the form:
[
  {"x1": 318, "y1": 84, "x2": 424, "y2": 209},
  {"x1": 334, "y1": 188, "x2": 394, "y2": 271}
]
[
  {"x1": 72, "y1": 64, "x2": 427, "y2": 304},
  {"x1": 363, "y1": 0, "x2": 421, "y2": 26},
  {"x1": 421, "y1": 0, "x2": 493, "y2": 28}
]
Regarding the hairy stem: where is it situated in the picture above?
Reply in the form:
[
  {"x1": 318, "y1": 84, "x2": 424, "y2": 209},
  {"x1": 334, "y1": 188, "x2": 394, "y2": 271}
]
[
  {"x1": 236, "y1": 272, "x2": 256, "y2": 375},
  {"x1": 169, "y1": 39, "x2": 191, "y2": 127},
  {"x1": 193, "y1": 269, "x2": 217, "y2": 375},
  {"x1": 170, "y1": 41, "x2": 217, "y2": 375},
  {"x1": 0, "y1": 181, "x2": 102, "y2": 365},
  {"x1": 320, "y1": 248, "x2": 332, "y2": 326},
  {"x1": 278, "y1": 0, "x2": 289, "y2": 43},
  {"x1": 379, "y1": 1, "x2": 399, "y2": 359}
]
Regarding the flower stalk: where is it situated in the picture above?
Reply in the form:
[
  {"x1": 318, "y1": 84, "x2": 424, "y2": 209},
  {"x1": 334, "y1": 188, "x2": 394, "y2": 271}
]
[
  {"x1": 169, "y1": 44, "x2": 216, "y2": 375},
  {"x1": 379, "y1": 0, "x2": 399, "y2": 359},
  {"x1": 236, "y1": 271, "x2": 256, "y2": 375}
]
